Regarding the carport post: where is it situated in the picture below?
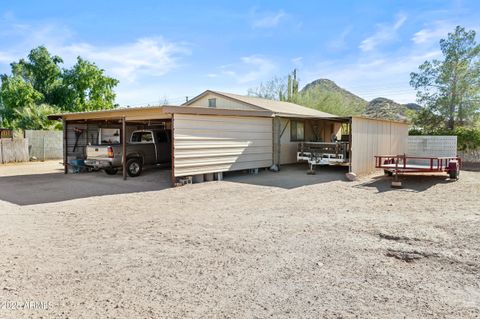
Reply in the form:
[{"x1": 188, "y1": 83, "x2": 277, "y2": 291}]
[
  {"x1": 63, "y1": 117, "x2": 68, "y2": 174},
  {"x1": 122, "y1": 116, "x2": 127, "y2": 180}
]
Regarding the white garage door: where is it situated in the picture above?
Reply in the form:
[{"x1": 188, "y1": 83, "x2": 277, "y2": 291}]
[{"x1": 173, "y1": 114, "x2": 273, "y2": 177}]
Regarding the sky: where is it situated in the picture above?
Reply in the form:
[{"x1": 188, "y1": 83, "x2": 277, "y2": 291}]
[{"x1": 0, "y1": 0, "x2": 479, "y2": 106}]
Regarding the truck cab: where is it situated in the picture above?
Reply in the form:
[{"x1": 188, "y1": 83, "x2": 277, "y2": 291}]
[{"x1": 85, "y1": 128, "x2": 171, "y2": 177}]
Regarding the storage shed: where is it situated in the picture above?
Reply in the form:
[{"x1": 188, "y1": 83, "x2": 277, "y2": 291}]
[{"x1": 49, "y1": 90, "x2": 409, "y2": 185}]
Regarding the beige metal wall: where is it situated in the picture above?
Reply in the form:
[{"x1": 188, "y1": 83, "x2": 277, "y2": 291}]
[
  {"x1": 173, "y1": 114, "x2": 273, "y2": 177},
  {"x1": 188, "y1": 93, "x2": 263, "y2": 111},
  {"x1": 351, "y1": 117, "x2": 408, "y2": 175}
]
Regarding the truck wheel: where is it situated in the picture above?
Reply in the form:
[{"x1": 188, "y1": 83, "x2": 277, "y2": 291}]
[
  {"x1": 105, "y1": 167, "x2": 118, "y2": 175},
  {"x1": 127, "y1": 158, "x2": 143, "y2": 177}
]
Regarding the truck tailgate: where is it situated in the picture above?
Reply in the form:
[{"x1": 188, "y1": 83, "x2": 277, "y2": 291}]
[{"x1": 86, "y1": 145, "x2": 111, "y2": 159}]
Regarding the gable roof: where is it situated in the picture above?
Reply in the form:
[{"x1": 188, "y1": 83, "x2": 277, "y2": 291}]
[{"x1": 184, "y1": 90, "x2": 335, "y2": 118}]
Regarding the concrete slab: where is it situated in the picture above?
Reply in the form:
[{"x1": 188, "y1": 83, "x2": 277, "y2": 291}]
[{"x1": 0, "y1": 162, "x2": 171, "y2": 205}]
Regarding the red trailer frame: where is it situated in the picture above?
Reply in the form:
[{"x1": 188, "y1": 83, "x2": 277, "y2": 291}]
[{"x1": 375, "y1": 154, "x2": 461, "y2": 180}]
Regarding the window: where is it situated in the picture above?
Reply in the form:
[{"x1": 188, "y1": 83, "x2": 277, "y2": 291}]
[
  {"x1": 290, "y1": 120, "x2": 305, "y2": 141},
  {"x1": 208, "y1": 98, "x2": 216, "y2": 108},
  {"x1": 131, "y1": 131, "x2": 153, "y2": 143}
]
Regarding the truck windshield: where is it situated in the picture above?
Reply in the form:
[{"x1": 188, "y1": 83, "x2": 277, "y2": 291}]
[{"x1": 131, "y1": 131, "x2": 153, "y2": 143}]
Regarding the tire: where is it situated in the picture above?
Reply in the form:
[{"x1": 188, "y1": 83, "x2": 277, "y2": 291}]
[
  {"x1": 449, "y1": 167, "x2": 460, "y2": 179},
  {"x1": 104, "y1": 167, "x2": 118, "y2": 175},
  {"x1": 448, "y1": 161, "x2": 460, "y2": 180},
  {"x1": 127, "y1": 158, "x2": 143, "y2": 177}
]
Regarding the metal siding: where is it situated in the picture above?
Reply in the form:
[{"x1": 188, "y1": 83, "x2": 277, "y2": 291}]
[
  {"x1": 173, "y1": 114, "x2": 273, "y2": 177},
  {"x1": 351, "y1": 117, "x2": 408, "y2": 175}
]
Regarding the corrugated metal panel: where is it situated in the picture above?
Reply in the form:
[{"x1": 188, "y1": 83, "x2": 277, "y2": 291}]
[
  {"x1": 407, "y1": 136, "x2": 457, "y2": 157},
  {"x1": 351, "y1": 117, "x2": 408, "y2": 175},
  {"x1": 173, "y1": 114, "x2": 273, "y2": 177}
]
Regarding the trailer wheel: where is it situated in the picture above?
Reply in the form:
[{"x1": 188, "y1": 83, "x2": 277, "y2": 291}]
[
  {"x1": 449, "y1": 166, "x2": 460, "y2": 179},
  {"x1": 448, "y1": 161, "x2": 460, "y2": 180},
  {"x1": 127, "y1": 158, "x2": 143, "y2": 177},
  {"x1": 104, "y1": 167, "x2": 118, "y2": 175}
]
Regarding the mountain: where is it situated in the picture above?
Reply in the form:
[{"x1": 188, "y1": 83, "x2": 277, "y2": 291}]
[
  {"x1": 298, "y1": 78, "x2": 421, "y2": 120},
  {"x1": 297, "y1": 79, "x2": 368, "y2": 116},
  {"x1": 363, "y1": 98, "x2": 410, "y2": 121}
]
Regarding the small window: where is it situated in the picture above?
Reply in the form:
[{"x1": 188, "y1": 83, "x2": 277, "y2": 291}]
[
  {"x1": 131, "y1": 131, "x2": 153, "y2": 143},
  {"x1": 208, "y1": 98, "x2": 216, "y2": 108},
  {"x1": 290, "y1": 120, "x2": 305, "y2": 141}
]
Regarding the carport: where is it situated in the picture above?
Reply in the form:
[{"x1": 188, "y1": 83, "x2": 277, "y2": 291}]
[
  {"x1": 49, "y1": 106, "x2": 273, "y2": 185},
  {"x1": 273, "y1": 114, "x2": 409, "y2": 176}
]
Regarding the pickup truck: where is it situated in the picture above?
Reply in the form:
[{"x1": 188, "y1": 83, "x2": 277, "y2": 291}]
[{"x1": 85, "y1": 129, "x2": 171, "y2": 177}]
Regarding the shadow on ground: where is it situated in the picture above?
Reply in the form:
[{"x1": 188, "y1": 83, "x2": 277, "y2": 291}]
[
  {"x1": 0, "y1": 168, "x2": 171, "y2": 205},
  {"x1": 224, "y1": 164, "x2": 349, "y2": 189},
  {"x1": 356, "y1": 173, "x2": 456, "y2": 193}
]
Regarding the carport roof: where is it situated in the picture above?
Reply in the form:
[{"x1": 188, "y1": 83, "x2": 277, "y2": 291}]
[{"x1": 48, "y1": 105, "x2": 274, "y2": 121}]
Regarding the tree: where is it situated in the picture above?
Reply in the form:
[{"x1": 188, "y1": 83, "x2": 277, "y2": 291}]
[
  {"x1": 410, "y1": 26, "x2": 480, "y2": 130},
  {"x1": 13, "y1": 104, "x2": 62, "y2": 130},
  {"x1": 10, "y1": 46, "x2": 64, "y2": 106},
  {"x1": 248, "y1": 69, "x2": 299, "y2": 102},
  {"x1": 247, "y1": 75, "x2": 288, "y2": 101},
  {"x1": 0, "y1": 46, "x2": 119, "y2": 130},
  {"x1": 0, "y1": 75, "x2": 44, "y2": 127},
  {"x1": 62, "y1": 57, "x2": 119, "y2": 112}
]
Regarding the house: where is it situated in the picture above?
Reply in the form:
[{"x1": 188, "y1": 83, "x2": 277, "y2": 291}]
[
  {"x1": 49, "y1": 90, "x2": 408, "y2": 185},
  {"x1": 184, "y1": 90, "x2": 408, "y2": 174}
]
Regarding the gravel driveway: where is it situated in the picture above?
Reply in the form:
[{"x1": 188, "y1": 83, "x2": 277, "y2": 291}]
[{"x1": 0, "y1": 162, "x2": 479, "y2": 318}]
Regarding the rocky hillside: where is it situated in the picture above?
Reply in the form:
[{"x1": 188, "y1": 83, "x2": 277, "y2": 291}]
[
  {"x1": 299, "y1": 78, "x2": 421, "y2": 120},
  {"x1": 297, "y1": 79, "x2": 367, "y2": 116}
]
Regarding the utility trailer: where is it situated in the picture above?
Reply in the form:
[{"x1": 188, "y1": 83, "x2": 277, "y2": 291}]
[
  {"x1": 375, "y1": 154, "x2": 461, "y2": 187},
  {"x1": 297, "y1": 141, "x2": 349, "y2": 173}
]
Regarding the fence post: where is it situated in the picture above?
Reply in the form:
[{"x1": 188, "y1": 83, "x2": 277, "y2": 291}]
[{"x1": 43, "y1": 135, "x2": 46, "y2": 161}]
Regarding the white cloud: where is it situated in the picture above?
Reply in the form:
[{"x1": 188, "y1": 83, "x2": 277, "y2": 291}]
[
  {"x1": 251, "y1": 10, "x2": 286, "y2": 29},
  {"x1": 412, "y1": 21, "x2": 455, "y2": 44},
  {"x1": 221, "y1": 55, "x2": 276, "y2": 84},
  {"x1": 62, "y1": 38, "x2": 190, "y2": 82},
  {"x1": 359, "y1": 13, "x2": 407, "y2": 52},
  {"x1": 0, "y1": 19, "x2": 190, "y2": 82},
  {"x1": 328, "y1": 27, "x2": 352, "y2": 51}
]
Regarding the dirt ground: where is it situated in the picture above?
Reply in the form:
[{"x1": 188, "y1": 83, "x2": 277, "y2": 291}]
[{"x1": 0, "y1": 161, "x2": 479, "y2": 318}]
